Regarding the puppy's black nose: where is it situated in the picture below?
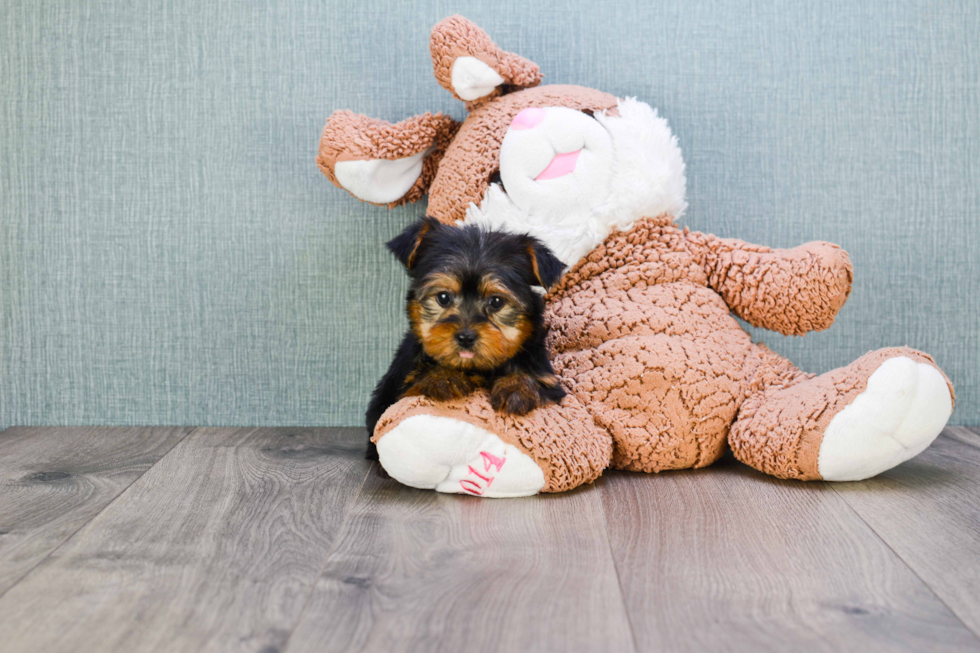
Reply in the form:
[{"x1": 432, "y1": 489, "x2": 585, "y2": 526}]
[{"x1": 454, "y1": 329, "x2": 478, "y2": 348}]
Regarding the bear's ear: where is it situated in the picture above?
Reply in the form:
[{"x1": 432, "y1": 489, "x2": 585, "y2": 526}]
[
  {"x1": 386, "y1": 217, "x2": 443, "y2": 270},
  {"x1": 523, "y1": 236, "x2": 565, "y2": 289},
  {"x1": 430, "y1": 15, "x2": 543, "y2": 104},
  {"x1": 317, "y1": 111, "x2": 460, "y2": 207}
]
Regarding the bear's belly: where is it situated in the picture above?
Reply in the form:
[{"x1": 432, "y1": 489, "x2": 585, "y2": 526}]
[
  {"x1": 546, "y1": 280, "x2": 750, "y2": 354},
  {"x1": 548, "y1": 282, "x2": 753, "y2": 472}
]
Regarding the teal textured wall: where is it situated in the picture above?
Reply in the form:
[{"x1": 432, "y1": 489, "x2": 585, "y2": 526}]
[{"x1": 1, "y1": 0, "x2": 978, "y2": 427}]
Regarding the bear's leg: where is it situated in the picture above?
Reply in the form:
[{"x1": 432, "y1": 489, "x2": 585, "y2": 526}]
[
  {"x1": 730, "y1": 345, "x2": 954, "y2": 481},
  {"x1": 371, "y1": 393, "x2": 613, "y2": 497},
  {"x1": 551, "y1": 334, "x2": 743, "y2": 473}
]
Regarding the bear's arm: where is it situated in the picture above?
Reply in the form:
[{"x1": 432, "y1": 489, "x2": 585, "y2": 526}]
[{"x1": 683, "y1": 231, "x2": 854, "y2": 336}]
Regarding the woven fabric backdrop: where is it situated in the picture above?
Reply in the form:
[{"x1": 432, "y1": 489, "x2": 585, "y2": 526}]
[{"x1": 1, "y1": 0, "x2": 978, "y2": 427}]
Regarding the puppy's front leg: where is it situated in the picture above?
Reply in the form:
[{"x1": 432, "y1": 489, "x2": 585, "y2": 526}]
[
  {"x1": 491, "y1": 372, "x2": 564, "y2": 415},
  {"x1": 403, "y1": 368, "x2": 483, "y2": 402}
]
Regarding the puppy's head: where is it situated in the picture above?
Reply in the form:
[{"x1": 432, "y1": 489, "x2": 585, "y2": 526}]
[{"x1": 387, "y1": 217, "x2": 564, "y2": 370}]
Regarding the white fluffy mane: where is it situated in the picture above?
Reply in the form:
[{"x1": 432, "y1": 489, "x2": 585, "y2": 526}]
[{"x1": 462, "y1": 98, "x2": 687, "y2": 267}]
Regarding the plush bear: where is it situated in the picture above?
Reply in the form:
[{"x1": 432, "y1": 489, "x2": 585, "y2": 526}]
[{"x1": 318, "y1": 16, "x2": 954, "y2": 497}]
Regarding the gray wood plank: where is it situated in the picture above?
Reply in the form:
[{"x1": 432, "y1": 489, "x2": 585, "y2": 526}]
[
  {"x1": 0, "y1": 427, "x2": 371, "y2": 653},
  {"x1": 598, "y1": 452, "x2": 980, "y2": 653},
  {"x1": 285, "y1": 475, "x2": 636, "y2": 653},
  {"x1": 832, "y1": 427, "x2": 980, "y2": 638},
  {"x1": 0, "y1": 426, "x2": 191, "y2": 596}
]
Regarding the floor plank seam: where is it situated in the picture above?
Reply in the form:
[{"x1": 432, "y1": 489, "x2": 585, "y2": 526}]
[
  {"x1": 278, "y1": 459, "x2": 375, "y2": 653},
  {"x1": 593, "y1": 477, "x2": 641, "y2": 653},
  {"x1": 0, "y1": 426, "x2": 197, "y2": 601},
  {"x1": 828, "y1": 481, "x2": 980, "y2": 643}
]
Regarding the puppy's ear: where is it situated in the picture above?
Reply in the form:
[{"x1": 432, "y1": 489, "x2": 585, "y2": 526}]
[
  {"x1": 386, "y1": 217, "x2": 442, "y2": 269},
  {"x1": 524, "y1": 237, "x2": 565, "y2": 288}
]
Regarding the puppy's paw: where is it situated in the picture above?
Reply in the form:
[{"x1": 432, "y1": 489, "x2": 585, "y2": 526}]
[
  {"x1": 491, "y1": 373, "x2": 545, "y2": 415},
  {"x1": 536, "y1": 373, "x2": 566, "y2": 403},
  {"x1": 405, "y1": 368, "x2": 481, "y2": 402}
]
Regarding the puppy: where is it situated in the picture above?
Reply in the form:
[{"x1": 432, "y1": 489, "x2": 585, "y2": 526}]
[{"x1": 365, "y1": 217, "x2": 566, "y2": 459}]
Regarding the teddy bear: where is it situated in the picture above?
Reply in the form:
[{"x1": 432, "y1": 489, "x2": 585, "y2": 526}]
[{"x1": 317, "y1": 15, "x2": 954, "y2": 497}]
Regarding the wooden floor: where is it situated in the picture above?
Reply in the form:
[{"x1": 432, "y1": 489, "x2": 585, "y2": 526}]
[{"x1": 1, "y1": 427, "x2": 978, "y2": 652}]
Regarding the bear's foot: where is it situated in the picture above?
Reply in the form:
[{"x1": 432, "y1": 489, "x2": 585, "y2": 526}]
[
  {"x1": 730, "y1": 347, "x2": 953, "y2": 481},
  {"x1": 818, "y1": 355, "x2": 952, "y2": 481},
  {"x1": 378, "y1": 415, "x2": 545, "y2": 497},
  {"x1": 373, "y1": 392, "x2": 613, "y2": 496}
]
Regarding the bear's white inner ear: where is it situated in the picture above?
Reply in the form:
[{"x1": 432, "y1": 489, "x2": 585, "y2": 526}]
[
  {"x1": 334, "y1": 151, "x2": 428, "y2": 204},
  {"x1": 451, "y1": 56, "x2": 505, "y2": 101}
]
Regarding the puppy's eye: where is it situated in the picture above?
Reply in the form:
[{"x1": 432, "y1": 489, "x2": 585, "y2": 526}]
[
  {"x1": 487, "y1": 295, "x2": 505, "y2": 311},
  {"x1": 436, "y1": 292, "x2": 453, "y2": 307}
]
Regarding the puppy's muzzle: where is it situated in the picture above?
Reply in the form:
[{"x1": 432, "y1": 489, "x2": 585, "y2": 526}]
[{"x1": 454, "y1": 328, "x2": 478, "y2": 349}]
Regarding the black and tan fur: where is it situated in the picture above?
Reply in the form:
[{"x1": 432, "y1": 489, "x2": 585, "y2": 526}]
[{"x1": 365, "y1": 217, "x2": 566, "y2": 459}]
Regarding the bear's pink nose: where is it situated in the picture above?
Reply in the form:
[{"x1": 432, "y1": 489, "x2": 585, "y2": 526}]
[{"x1": 510, "y1": 107, "x2": 546, "y2": 131}]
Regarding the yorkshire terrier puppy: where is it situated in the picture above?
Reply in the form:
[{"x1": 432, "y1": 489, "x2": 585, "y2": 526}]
[{"x1": 365, "y1": 217, "x2": 566, "y2": 459}]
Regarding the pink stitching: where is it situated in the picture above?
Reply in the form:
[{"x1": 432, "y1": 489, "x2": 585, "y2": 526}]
[
  {"x1": 467, "y1": 465, "x2": 493, "y2": 484},
  {"x1": 460, "y1": 479, "x2": 485, "y2": 496},
  {"x1": 460, "y1": 451, "x2": 507, "y2": 495},
  {"x1": 480, "y1": 451, "x2": 506, "y2": 472}
]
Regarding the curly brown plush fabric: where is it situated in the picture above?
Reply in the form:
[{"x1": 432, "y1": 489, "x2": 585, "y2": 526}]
[
  {"x1": 547, "y1": 218, "x2": 951, "y2": 478},
  {"x1": 373, "y1": 390, "x2": 613, "y2": 493},
  {"x1": 684, "y1": 233, "x2": 854, "y2": 336},
  {"x1": 316, "y1": 111, "x2": 460, "y2": 207},
  {"x1": 545, "y1": 217, "x2": 747, "y2": 472},
  {"x1": 430, "y1": 15, "x2": 543, "y2": 106}
]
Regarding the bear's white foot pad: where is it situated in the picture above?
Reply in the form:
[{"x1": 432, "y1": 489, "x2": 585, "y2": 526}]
[
  {"x1": 818, "y1": 356, "x2": 953, "y2": 481},
  {"x1": 376, "y1": 415, "x2": 545, "y2": 497}
]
